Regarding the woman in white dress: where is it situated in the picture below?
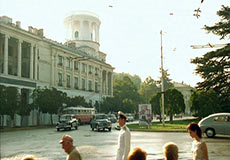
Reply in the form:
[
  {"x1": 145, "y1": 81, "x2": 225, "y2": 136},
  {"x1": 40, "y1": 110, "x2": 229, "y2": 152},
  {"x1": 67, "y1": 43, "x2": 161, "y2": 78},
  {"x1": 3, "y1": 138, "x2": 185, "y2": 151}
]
[{"x1": 187, "y1": 122, "x2": 209, "y2": 160}]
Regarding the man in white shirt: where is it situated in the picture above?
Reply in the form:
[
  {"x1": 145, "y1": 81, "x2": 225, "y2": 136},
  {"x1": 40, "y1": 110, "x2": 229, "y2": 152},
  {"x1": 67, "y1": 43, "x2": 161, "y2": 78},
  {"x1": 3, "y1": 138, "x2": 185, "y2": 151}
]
[{"x1": 116, "y1": 111, "x2": 131, "y2": 160}]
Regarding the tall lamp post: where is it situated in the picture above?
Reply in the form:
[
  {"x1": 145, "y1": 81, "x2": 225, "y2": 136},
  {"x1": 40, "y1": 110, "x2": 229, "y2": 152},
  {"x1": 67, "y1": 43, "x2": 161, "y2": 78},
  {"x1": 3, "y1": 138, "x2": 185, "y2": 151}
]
[{"x1": 160, "y1": 30, "x2": 165, "y2": 126}]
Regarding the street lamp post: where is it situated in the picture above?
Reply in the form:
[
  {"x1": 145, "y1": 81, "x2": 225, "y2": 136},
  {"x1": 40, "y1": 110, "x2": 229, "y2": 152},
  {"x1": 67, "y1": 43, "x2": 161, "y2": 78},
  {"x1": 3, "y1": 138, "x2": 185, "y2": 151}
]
[{"x1": 160, "y1": 30, "x2": 165, "y2": 126}]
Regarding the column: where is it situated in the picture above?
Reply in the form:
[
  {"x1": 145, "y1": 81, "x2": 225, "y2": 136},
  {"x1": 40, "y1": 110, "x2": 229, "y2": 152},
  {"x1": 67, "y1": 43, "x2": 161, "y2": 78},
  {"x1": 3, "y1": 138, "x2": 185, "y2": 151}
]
[
  {"x1": 34, "y1": 45, "x2": 38, "y2": 80},
  {"x1": 105, "y1": 71, "x2": 108, "y2": 95},
  {"x1": 89, "y1": 21, "x2": 93, "y2": 41},
  {"x1": 30, "y1": 44, "x2": 33, "y2": 79},
  {"x1": 63, "y1": 56, "x2": 66, "y2": 88},
  {"x1": 86, "y1": 63, "x2": 88, "y2": 90},
  {"x1": 3, "y1": 35, "x2": 9, "y2": 74},
  {"x1": 80, "y1": 20, "x2": 83, "y2": 40},
  {"x1": 111, "y1": 73, "x2": 113, "y2": 96},
  {"x1": 54, "y1": 53, "x2": 57, "y2": 86},
  {"x1": 51, "y1": 49, "x2": 54, "y2": 85},
  {"x1": 79, "y1": 62, "x2": 82, "y2": 89},
  {"x1": 96, "y1": 24, "x2": 99, "y2": 42},
  {"x1": 72, "y1": 60, "x2": 75, "y2": 89},
  {"x1": 17, "y1": 39, "x2": 23, "y2": 77}
]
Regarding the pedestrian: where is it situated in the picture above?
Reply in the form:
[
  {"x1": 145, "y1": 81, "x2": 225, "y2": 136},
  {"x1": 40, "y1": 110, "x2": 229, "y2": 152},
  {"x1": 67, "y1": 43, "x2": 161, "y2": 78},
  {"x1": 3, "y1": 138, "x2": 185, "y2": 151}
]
[
  {"x1": 163, "y1": 142, "x2": 178, "y2": 160},
  {"x1": 128, "y1": 147, "x2": 146, "y2": 160},
  {"x1": 187, "y1": 122, "x2": 209, "y2": 160},
  {"x1": 59, "y1": 135, "x2": 82, "y2": 160},
  {"x1": 116, "y1": 111, "x2": 131, "y2": 160}
]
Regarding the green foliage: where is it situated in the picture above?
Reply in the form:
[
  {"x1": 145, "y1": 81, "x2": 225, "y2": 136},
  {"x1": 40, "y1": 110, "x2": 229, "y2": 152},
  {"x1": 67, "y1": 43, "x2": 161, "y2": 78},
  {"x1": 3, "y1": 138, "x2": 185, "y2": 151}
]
[
  {"x1": 127, "y1": 119, "x2": 199, "y2": 131},
  {"x1": 5, "y1": 87, "x2": 20, "y2": 120},
  {"x1": 192, "y1": 5, "x2": 230, "y2": 112},
  {"x1": 32, "y1": 87, "x2": 68, "y2": 125},
  {"x1": 164, "y1": 88, "x2": 185, "y2": 121},
  {"x1": 113, "y1": 72, "x2": 142, "y2": 89},
  {"x1": 139, "y1": 76, "x2": 160, "y2": 103},
  {"x1": 0, "y1": 85, "x2": 7, "y2": 115},
  {"x1": 66, "y1": 96, "x2": 89, "y2": 108},
  {"x1": 113, "y1": 76, "x2": 140, "y2": 103},
  {"x1": 158, "y1": 69, "x2": 174, "y2": 90},
  {"x1": 191, "y1": 43, "x2": 230, "y2": 112},
  {"x1": 149, "y1": 92, "x2": 161, "y2": 116},
  {"x1": 99, "y1": 76, "x2": 141, "y2": 113},
  {"x1": 190, "y1": 89, "x2": 221, "y2": 118},
  {"x1": 204, "y1": 5, "x2": 230, "y2": 40}
]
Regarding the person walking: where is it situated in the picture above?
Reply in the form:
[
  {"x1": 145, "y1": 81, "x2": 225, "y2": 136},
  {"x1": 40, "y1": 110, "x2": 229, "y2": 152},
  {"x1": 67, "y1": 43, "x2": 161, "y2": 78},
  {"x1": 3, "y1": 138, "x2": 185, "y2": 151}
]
[
  {"x1": 59, "y1": 135, "x2": 82, "y2": 160},
  {"x1": 116, "y1": 111, "x2": 131, "y2": 160},
  {"x1": 187, "y1": 122, "x2": 209, "y2": 160}
]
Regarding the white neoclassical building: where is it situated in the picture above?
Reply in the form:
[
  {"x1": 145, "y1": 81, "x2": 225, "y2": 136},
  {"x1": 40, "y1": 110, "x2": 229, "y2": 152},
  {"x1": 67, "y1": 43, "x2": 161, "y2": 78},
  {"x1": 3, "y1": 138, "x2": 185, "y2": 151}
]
[
  {"x1": 173, "y1": 82, "x2": 195, "y2": 115},
  {"x1": 0, "y1": 11, "x2": 114, "y2": 105}
]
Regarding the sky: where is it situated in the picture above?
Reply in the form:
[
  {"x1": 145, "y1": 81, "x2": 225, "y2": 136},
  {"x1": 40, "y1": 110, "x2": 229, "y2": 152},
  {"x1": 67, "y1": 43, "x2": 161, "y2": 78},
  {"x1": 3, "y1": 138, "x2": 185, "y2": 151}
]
[{"x1": 1, "y1": 0, "x2": 230, "y2": 87}]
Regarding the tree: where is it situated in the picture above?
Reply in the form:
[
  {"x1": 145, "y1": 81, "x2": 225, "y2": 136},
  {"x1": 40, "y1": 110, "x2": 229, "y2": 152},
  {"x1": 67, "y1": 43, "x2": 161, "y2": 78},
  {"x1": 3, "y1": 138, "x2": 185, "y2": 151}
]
[
  {"x1": 67, "y1": 96, "x2": 88, "y2": 108},
  {"x1": 190, "y1": 89, "x2": 221, "y2": 119},
  {"x1": 113, "y1": 76, "x2": 141, "y2": 112},
  {"x1": 100, "y1": 96, "x2": 122, "y2": 113},
  {"x1": 5, "y1": 86, "x2": 20, "y2": 127},
  {"x1": 204, "y1": 5, "x2": 230, "y2": 40},
  {"x1": 0, "y1": 85, "x2": 7, "y2": 127},
  {"x1": 149, "y1": 92, "x2": 162, "y2": 121},
  {"x1": 158, "y1": 69, "x2": 174, "y2": 91},
  {"x1": 191, "y1": 5, "x2": 230, "y2": 112},
  {"x1": 17, "y1": 90, "x2": 33, "y2": 126},
  {"x1": 164, "y1": 88, "x2": 185, "y2": 121},
  {"x1": 32, "y1": 88, "x2": 67, "y2": 125},
  {"x1": 113, "y1": 72, "x2": 142, "y2": 90},
  {"x1": 139, "y1": 76, "x2": 160, "y2": 104}
]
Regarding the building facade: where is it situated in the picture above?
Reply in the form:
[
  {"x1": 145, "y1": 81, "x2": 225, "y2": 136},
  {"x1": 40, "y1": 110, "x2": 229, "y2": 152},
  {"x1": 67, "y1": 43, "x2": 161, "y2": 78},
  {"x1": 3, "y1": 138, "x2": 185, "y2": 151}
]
[
  {"x1": 173, "y1": 82, "x2": 195, "y2": 115},
  {"x1": 0, "y1": 12, "x2": 114, "y2": 106}
]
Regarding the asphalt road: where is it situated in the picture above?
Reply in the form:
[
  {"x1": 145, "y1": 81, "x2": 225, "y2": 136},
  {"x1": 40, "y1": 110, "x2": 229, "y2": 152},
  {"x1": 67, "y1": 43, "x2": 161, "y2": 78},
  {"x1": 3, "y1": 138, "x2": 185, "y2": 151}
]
[{"x1": 1, "y1": 123, "x2": 230, "y2": 160}]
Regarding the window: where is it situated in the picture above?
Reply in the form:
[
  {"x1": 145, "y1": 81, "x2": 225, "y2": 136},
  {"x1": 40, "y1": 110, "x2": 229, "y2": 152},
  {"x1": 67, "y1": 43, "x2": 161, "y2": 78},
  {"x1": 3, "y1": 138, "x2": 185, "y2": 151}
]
[
  {"x1": 89, "y1": 65, "x2": 92, "y2": 74},
  {"x1": 75, "y1": 31, "x2": 79, "y2": 39},
  {"x1": 66, "y1": 75, "x2": 71, "y2": 88},
  {"x1": 95, "y1": 82, "x2": 98, "y2": 92},
  {"x1": 82, "y1": 78, "x2": 86, "y2": 90},
  {"x1": 82, "y1": 63, "x2": 86, "y2": 73},
  {"x1": 8, "y1": 46, "x2": 13, "y2": 56},
  {"x1": 88, "y1": 80, "x2": 92, "y2": 91},
  {"x1": 95, "y1": 67, "x2": 99, "y2": 75},
  {"x1": 66, "y1": 58, "x2": 70, "y2": 68},
  {"x1": 58, "y1": 73, "x2": 63, "y2": 86},
  {"x1": 214, "y1": 116, "x2": 226, "y2": 122},
  {"x1": 58, "y1": 56, "x2": 63, "y2": 66},
  {"x1": 74, "y1": 77, "x2": 78, "y2": 89},
  {"x1": 74, "y1": 61, "x2": 79, "y2": 70}
]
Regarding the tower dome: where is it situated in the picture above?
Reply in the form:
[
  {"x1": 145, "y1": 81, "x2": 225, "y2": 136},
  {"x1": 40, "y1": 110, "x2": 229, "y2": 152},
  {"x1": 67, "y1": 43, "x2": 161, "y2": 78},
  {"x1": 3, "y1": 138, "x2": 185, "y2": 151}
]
[{"x1": 64, "y1": 11, "x2": 101, "y2": 51}]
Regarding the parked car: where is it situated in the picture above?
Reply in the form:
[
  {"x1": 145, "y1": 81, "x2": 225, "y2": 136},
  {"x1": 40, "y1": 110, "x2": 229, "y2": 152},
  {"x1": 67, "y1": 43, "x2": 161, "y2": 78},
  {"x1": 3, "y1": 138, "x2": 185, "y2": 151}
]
[
  {"x1": 126, "y1": 113, "x2": 134, "y2": 122},
  {"x1": 90, "y1": 114, "x2": 112, "y2": 131},
  {"x1": 107, "y1": 114, "x2": 117, "y2": 123},
  {"x1": 198, "y1": 113, "x2": 230, "y2": 138},
  {"x1": 56, "y1": 114, "x2": 78, "y2": 131}
]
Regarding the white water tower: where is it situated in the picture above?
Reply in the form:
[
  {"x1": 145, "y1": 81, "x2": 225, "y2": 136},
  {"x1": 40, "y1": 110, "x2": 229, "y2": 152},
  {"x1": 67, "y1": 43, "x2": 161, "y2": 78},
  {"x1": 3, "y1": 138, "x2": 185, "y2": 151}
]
[{"x1": 64, "y1": 11, "x2": 101, "y2": 51}]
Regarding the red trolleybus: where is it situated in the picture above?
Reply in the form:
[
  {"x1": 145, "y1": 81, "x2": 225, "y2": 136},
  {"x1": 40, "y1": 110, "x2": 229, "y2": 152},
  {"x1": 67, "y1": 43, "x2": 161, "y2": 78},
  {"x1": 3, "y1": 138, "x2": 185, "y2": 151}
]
[{"x1": 62, "y1": 107, "x2": 95, "y2": 124}]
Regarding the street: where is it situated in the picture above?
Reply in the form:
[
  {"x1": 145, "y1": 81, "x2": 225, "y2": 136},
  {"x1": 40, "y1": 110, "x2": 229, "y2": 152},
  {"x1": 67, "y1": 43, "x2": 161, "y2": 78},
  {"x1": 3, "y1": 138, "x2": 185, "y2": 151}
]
[{"x1": 1, "y1": 123, "x2": 230, "y2": 160}]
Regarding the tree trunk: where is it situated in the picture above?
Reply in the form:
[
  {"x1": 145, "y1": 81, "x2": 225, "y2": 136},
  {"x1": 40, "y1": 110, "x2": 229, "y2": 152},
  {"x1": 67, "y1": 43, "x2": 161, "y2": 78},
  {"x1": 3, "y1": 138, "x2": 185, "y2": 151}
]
[
  {"x1": 170, "y1": 114, "x2": 173, "y2": 122},
  {"x1": 10, "y1": 117, "x2": 14, "y2": 128},
  {"x1": 50, "y1": 114, "x2": 53, "y2": 125}
]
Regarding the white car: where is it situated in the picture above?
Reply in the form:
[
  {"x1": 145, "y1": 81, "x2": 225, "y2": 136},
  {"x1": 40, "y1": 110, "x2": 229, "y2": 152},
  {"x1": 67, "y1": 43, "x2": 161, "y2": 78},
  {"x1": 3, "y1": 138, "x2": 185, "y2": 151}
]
[
  {"x1": 198, "y1": 113, "x2": 230, "y2": 138},
  {"x1": 126, "y1": 113, "x2": 134, "y2": 122}
]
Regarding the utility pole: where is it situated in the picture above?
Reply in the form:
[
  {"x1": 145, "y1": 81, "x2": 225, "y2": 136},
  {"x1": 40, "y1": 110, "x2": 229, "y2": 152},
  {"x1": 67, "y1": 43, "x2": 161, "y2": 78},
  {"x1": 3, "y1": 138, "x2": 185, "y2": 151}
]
[{"x1": 160, "y1": 30, "x2": 165, "y2": 126}]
